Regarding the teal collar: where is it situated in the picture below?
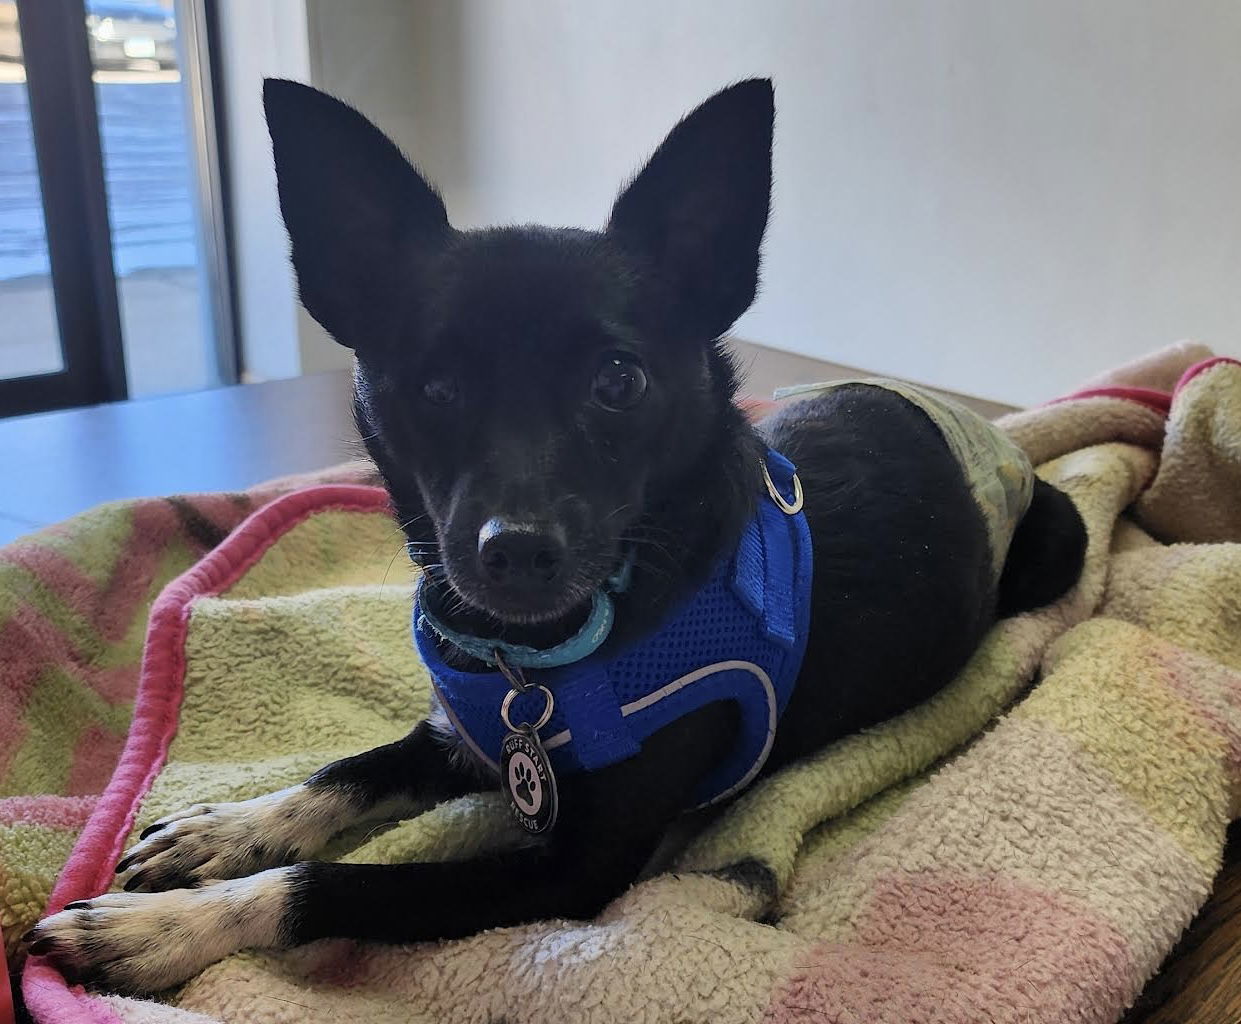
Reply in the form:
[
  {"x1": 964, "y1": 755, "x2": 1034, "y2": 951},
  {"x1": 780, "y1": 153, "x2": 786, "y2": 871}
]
[{"x1": 416, "y1": 550, "x2": 634, "y2": 669}]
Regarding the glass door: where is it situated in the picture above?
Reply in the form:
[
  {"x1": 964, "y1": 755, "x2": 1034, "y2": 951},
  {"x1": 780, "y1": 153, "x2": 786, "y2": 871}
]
[
  {"x1": 0, "y1": 0, "x2": 234, "y2": 418},
  {"x1": 88, "y1": 0, "x2": 235, "y2": 397}
]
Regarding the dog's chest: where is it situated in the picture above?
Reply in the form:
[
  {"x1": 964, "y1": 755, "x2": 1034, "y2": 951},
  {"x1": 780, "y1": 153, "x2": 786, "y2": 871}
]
[{"x1": 415, "y1": 450, "x2": 813, "y2": 809}]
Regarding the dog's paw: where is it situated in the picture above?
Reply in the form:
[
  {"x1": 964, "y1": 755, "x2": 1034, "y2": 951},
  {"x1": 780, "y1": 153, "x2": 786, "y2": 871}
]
[
  {"x1": 116, "y1": 786, "x2": 349, "y2": 892},
  {"x1": 22, "y1": 872, "x2": 290, "y2": 994}
]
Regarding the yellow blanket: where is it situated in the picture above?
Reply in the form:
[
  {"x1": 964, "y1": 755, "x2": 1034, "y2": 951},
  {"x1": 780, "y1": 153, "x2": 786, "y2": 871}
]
[{"x1": 14, "y1": 343, "x2": 1241, "y2": 1024}]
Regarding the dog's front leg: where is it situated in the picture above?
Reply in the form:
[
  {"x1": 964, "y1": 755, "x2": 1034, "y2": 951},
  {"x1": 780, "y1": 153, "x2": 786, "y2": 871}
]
[
  {"x1": 29, "y1": 704, "x2": 734, "y2": 993},
  {"x1": 27, "y1": 835, "x2": 654, "y2": 994},
  {"x1": 116, "y1": 720, "x2": 484, "y2": 891},
  {"x1": 284, "y1": 798, "x2": 669, "y2": 948}
]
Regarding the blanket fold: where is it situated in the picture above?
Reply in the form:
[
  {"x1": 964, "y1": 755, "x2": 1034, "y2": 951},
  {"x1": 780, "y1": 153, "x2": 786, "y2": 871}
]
[{"x1": 4, "y1": 346, "x2": 1241, "y2": 1024}]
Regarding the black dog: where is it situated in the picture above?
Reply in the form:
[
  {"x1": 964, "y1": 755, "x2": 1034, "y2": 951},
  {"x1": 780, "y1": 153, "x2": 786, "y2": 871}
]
[{"x1": 27, "y1": 78, "x2": 1086, "y2": 993}]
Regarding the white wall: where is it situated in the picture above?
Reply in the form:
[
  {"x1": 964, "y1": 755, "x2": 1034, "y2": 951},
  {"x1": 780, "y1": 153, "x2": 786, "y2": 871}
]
[
  {"x1": 218, "y1": 0, "x2": 425, "y2": 379},
  {"x1": 395, "y1": 0, "x2": 1241, "y2": 406},
  {"x1": 216, "y1": 0, "x2": 311, "y2": 382},
  {"x1": 297, "y1": 0, "x2": 431, "y2": 374}
]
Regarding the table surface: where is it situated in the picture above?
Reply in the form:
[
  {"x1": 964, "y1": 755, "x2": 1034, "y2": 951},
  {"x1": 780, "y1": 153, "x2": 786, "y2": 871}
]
[{"x1": 0, "y1": 370, "x2": 359, "y2": 546}]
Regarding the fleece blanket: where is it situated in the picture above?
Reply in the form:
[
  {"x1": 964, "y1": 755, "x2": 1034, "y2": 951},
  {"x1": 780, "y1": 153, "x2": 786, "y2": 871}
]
[{"x1": 7, "y1": 343, "x2": 1241, "y2": 1024}]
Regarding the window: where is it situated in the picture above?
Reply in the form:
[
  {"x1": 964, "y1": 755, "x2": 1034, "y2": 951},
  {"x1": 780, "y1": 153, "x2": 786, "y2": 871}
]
[{"x1": 0, "y1": 0, "x2": 234, "y2": 417}]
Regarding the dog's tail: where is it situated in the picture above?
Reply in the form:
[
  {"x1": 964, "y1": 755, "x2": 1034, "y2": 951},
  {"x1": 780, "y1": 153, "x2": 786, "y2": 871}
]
[{"x1": 996, "y1": 478, "x2": 1089, "y2": 617}]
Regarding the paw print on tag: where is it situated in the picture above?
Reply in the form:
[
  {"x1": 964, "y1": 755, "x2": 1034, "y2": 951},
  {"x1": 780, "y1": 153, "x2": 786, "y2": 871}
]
[{"x1": 508, "y1": 752, "x2": 541, "y2": 814}]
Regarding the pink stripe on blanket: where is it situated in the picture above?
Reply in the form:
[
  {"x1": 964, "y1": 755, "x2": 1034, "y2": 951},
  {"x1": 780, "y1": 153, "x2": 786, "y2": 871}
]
[
  {"x1": 22, "y1": 484, "x2": 392, "y2": 1024},
  {"x1": 6, "y1": 503, "x2": 186, "y2": 650},
  {"x1": 1047, "y1": 386, "x2": 1173, "y2": 416},
  {"x1": 0, "y1": 796, "x2": 97, "y2": 830},
  {"x1": 66, "y1": 726, "x2": 128, "y2": 797},
  {"x1": 1173, "y1": 356, "x2": 1241, "y2": 395},
  {"x1": 0, "y1": 608, "x2": 57, "y2": 780},
  {"x1": 766, "y1": 872, "x2": 1134, "y2": 1023},
  {"x1": 0, "y1": 602, "x2": 143, "y2": 765}
]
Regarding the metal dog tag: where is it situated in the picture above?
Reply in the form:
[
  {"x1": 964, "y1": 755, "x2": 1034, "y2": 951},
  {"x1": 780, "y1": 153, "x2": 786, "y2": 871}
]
[
  {"x1": 501, "y1": 726, "x2": 558, "y2": 834},
  {"x1": 494, "y1": 651, "x2": 559, "y2": 835}
]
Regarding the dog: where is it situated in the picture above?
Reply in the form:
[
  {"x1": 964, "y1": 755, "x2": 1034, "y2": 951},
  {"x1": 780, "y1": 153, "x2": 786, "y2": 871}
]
[{"x1": 26, "y1": 77, "x2": 1086, "y2": 993}]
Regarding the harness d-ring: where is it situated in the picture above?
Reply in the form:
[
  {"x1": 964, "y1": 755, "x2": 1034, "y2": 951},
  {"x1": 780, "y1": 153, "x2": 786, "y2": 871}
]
[
  {"x1": 500, "y1": 684, "x2": 555, "y2": 734},
  {"x1": 761, "y1": 459, "x2": 804, "y2": 515}
]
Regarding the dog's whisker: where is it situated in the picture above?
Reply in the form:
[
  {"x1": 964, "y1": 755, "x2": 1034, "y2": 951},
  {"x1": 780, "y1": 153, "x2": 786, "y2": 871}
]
[{"x1": 381, "y1": 545, "x2": 413, "y2": 587}]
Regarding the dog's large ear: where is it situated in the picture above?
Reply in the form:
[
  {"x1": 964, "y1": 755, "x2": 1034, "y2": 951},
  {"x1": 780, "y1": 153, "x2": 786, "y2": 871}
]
[
  {"x1": 607, "y1": 79, "x2": 773, "y2": 340},
  {"x1": 263, "y1": 78, "x2": 450, "y2": 350}
]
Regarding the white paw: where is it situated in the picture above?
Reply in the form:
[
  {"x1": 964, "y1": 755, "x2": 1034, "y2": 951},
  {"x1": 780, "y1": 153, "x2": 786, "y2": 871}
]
[
  {"x1": 116, "y1": 785, "x2": 351, "y2": 892},
  {"x1": 24, "y1": 871, "x2": 291, "y2": 993}
]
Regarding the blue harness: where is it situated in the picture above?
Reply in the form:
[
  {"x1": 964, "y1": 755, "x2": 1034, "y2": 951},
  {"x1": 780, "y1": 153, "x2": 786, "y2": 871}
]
[{"x1": 413, "y1": 449, "x2": 813, "y2": 808}]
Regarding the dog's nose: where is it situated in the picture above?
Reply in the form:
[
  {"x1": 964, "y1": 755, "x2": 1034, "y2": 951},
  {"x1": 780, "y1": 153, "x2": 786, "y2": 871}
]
[{"x1": 477, "y1": 518, "x2": 566, "y2": 587}]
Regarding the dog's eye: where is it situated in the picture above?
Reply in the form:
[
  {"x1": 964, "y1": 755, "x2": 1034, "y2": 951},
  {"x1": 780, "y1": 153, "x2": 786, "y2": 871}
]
[
  {"x1": 422, "y1": 377, "x2": 458, "y2": 406},
  {"x1": 591, "y1": 353, "x2": 647, "y2": 411}
]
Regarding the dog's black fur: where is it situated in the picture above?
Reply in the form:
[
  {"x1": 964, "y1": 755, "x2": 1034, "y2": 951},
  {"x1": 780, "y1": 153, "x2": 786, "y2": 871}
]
[{"x1": 28, "y1": 78, "x2": 1087, "y2": 989}]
